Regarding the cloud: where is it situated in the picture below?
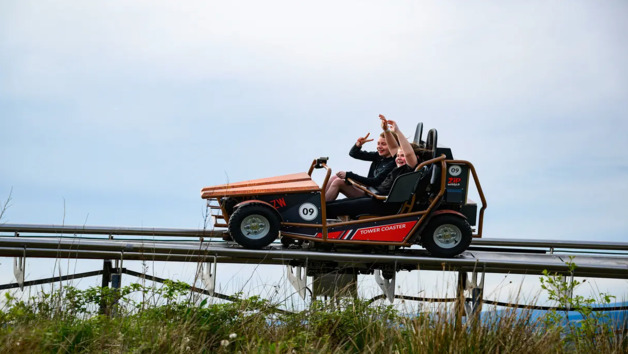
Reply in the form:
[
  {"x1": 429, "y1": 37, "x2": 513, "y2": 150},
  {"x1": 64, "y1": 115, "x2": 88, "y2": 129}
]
[
  {"x1": 1, "y1": 0, "x2": 627, "y2": 239},
  {"x1": 1, "y1": 1, "x2": 627, "y2": 305}
]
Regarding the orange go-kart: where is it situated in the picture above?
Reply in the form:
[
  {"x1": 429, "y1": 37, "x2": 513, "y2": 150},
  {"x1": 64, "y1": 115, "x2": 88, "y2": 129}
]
[{"x1": 201, "y1": 127, "x2": 486, "y2": 257}]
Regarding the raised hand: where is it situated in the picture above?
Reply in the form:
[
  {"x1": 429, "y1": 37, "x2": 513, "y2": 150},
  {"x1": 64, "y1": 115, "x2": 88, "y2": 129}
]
[
  {"x1": 387, "y1": 119, "x2": 399, "y2": 133},
  {"x1": 379, "y1": 114, "x2": 388, "y2": 130},
  {"x1": 379, "y1": 114, "x2": 398, "y2": 133},
  {"x1": 356, "y1": 132, "x2": 373, "y2": 147}
]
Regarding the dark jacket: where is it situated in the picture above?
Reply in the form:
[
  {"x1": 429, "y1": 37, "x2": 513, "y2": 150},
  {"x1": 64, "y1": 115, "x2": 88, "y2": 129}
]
[
  {"x1": 374, "y1": 164, "x2": 413, "y2": 195},
  {"x1": 345, "y1": 144, "x2": 395, "y2": 187}
]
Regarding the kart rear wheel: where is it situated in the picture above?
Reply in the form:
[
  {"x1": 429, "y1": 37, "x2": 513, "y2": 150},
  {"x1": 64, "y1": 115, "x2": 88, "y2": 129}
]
[
  {"x1": 228, "y1": 204, "x2": 280, "y2": 249},
  {"x1": 421, "y1": 214, "x2": 472, "y2": 257}
]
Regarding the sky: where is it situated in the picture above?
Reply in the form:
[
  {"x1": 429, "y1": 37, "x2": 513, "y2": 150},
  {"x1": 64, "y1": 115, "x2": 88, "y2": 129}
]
[{"x1": 1, "y1": 1, "x2": 627, "y2": 305}]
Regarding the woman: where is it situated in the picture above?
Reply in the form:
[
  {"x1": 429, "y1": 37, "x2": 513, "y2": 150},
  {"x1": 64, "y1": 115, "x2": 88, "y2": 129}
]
[
  {"x1": 326, "y1": 115, "x2": 422, "y2": 218},
  {"x1": 324, "y1": 127, "x2": 397, "y2": 201}
]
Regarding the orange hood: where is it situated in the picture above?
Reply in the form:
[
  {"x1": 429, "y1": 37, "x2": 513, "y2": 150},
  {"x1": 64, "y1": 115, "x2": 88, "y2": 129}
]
[{"x1": 201, "y1": 172, "x2": 320, "y2": 199}]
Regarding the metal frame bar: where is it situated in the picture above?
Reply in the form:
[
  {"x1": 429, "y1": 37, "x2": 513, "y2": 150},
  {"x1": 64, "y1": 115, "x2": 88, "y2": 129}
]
[
  {"x1": 0, "y1": 224, "x2": 222, "y2": 237},
  {"x1": 0, "y1": 270, "x2": 105, "y2": 290},
  {"x1": 366, "y1": 294, "x2": 628, "y2": 311}
]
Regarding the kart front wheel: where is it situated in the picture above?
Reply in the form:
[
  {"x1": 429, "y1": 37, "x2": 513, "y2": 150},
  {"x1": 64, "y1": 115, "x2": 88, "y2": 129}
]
[
  {"x1": 421, "y1": 214, "x2": 472, "y2": 257},
  {"x1": 228, "y1": 204, "x2": 280, "y2": 249}
]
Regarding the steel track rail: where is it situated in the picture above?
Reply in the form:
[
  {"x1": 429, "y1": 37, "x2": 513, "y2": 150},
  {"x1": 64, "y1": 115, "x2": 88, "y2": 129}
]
[
  {"x1": 471, "y1": 238, "x2": 628, "y2": 251},
  {"x1": 0, "y1": 236, "x2": 626, "y2": 279},
  {"x1": 1, "y1": 223, "x2": 627, "y2": 251},
  {"x1": 0, "y1": 223, "x2": 223, "y2": 237}
]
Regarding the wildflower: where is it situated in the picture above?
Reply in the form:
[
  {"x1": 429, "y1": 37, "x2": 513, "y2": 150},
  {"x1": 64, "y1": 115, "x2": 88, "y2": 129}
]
[
  {"x1": 229, "y1": 333, "x2": 237, "y2": 339},
  {"x1": 221, "y1": 340, "x2": 229, "y2": 347}
]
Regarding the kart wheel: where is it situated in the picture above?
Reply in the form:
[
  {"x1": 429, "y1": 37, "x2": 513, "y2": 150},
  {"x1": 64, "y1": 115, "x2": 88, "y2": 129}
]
[
  {"x1": 228, "y1": 204, "x2": 280, "y2": 249},
  {"x1": 221, "y1": 197, "x2": 239, "y2": 216},
  {"x1": 421, "y1": 215, "x2": 472, "y2": 257}
]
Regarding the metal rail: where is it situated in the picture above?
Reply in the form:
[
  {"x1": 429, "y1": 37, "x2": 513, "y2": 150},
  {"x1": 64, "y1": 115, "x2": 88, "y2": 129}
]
[
  {"x1": 471, "y1": 238, "x2": 628, "y2": 251},
  {"x1": 2, "y1": 223, "x2": 627, "y2": 251},
  {"x1": 1, "y1": 223, "x2": 627, "y2": 318},
  {"x1": 0, "y1": 223, "x2": 224, "y2": 237},
  {"x1": 366, "y1": 294, "x2": 628, "y2": 312},
  {"x1": 0, "y1": 236, "x2": 626, "y2": 279}
]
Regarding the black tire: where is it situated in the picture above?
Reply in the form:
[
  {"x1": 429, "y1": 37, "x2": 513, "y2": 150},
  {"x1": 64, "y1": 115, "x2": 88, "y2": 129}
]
[
  {"x1": 421, "y1": 214, "x2": 472, "y2": 257},
  {"x1": 228, "y1": 204, "x2": 280, "y2": 249},
  {"x1": 221, "y1": 197, "x2": 239, "y2": 216}
]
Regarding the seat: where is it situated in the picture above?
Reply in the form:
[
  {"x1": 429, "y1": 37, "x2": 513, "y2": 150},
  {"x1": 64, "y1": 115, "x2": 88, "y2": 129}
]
[
  {"x1": 384, "y1": 166, "x2": 431, "y2": 204},
  {"x1": 344, "y1": 165, "x2": 434, "y2": 219}
]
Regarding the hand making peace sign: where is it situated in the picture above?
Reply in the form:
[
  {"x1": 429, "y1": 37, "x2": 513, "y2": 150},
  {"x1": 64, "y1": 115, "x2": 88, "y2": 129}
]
[{"x1": 356, "y1": 132, "x2": 374, "y2": 147}]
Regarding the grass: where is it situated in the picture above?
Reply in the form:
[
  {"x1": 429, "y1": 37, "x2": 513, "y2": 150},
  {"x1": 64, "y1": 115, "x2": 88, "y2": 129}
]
[
  {"x1": 0, "y1": 193, "x2": 625, "y2": 352},
  {"x1": 0, "y1": 280, "x2": 625, "y2": 353}
]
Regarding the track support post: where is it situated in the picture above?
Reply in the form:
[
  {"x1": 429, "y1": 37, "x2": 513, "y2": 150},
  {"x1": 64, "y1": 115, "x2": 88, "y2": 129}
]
[
  {"x1": 13, "y1": 248, "x2": 26, "y2": 291},
  {"x1": 456, "y1": 265, "x2": 486, "y2": 323},
  {"x1": 374, "y1": 269, "x2": 396, "y2": 303},
  {"x1": 199, "y1": 256, "x2": 217, "y2": 295},
  {"x1": 99, "y1": 260, "x2": 113, "y2": 315},
  {"x1": 455, "y1": 271, "x2": 467, "y2": 326},
  {"x1": 287, "y1": 264, "x2": 308, "y2": 299},
  {"x1": 468, "y1": 265, "x2": 486, "y2": 317}
]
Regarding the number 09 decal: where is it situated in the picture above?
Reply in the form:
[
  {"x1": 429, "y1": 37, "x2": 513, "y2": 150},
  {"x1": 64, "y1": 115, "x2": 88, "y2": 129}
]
[
  {"x1": 448, "y1": 165, "x2": 462, "y2": 177},
  {"x1": 298, "y1": 203, "x2": 319, "y2": 221}
]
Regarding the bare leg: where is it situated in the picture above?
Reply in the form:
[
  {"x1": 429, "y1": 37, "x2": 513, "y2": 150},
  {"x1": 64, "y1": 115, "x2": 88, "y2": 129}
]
[
  {"x1": 325, "y1": 177, "x2": 343, "y2": 201},
  {"x1": 325, "y1": 178, "x2": 365, "y2": 201},
  {"x1": 325, "y1": 175, "x2": 339, "y2": 193},
  {"x1": 340, "y1": 184, "x2": 367, "y2": 199}
]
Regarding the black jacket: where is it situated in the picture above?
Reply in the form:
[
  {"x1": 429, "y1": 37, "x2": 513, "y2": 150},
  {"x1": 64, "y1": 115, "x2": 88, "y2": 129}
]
[
  {"x1": 345, "y1": 145, "x2": 395, "y2": 187},
  {"x1": 374, "y1": 164, "x2": 413, "y2": 195}
]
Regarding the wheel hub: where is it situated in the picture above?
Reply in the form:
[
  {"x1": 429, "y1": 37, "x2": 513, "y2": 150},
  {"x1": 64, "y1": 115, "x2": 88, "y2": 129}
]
[
  {"x1": 241, "y1": 214, "x2": 270, "y2": 239},
  {"x1": 433, "y1": 224, "x2": 462, "y2": 249}
]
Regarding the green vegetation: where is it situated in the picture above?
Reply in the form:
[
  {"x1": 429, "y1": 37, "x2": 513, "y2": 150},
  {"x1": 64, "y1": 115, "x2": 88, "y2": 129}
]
[
  {"x1": 540, "y1": 258, "x2": 620, "y2": 352},
  {"x1": 0, "y1": 278, "x2": 625, "y2": 353}
]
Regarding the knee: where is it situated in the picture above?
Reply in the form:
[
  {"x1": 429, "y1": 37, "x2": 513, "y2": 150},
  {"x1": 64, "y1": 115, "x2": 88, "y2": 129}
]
[
  {"x1": 330, "y1": 178, "x2": 345, "y2": 188},
  {"x1": 326, "y1": 175, "x2": 338, "y2": 189}
]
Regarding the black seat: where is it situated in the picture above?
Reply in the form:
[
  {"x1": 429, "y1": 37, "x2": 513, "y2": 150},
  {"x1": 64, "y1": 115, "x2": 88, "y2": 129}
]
[{"x1": 384, "y1": 165, "x2": 433, "y2": 204}]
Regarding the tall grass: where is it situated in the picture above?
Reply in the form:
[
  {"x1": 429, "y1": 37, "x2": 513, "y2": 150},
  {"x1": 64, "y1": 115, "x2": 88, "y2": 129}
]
[{"x1": 1, "y1": 280, "x2": 625, "y2": 353}]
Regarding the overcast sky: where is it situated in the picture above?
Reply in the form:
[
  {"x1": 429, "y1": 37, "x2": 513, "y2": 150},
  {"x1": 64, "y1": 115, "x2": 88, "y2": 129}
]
[{"x1": 1, "y1": 1, "x2": 627, "y2": 302}]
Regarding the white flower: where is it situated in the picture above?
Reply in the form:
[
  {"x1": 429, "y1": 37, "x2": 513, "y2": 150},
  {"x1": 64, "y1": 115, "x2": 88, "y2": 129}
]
[
  {"x1": 229, "y1": 333, "x2": 237, "y2": 339},
  {"x1": 220, "y1": 340, "x2": 229, "y2": 347}
]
